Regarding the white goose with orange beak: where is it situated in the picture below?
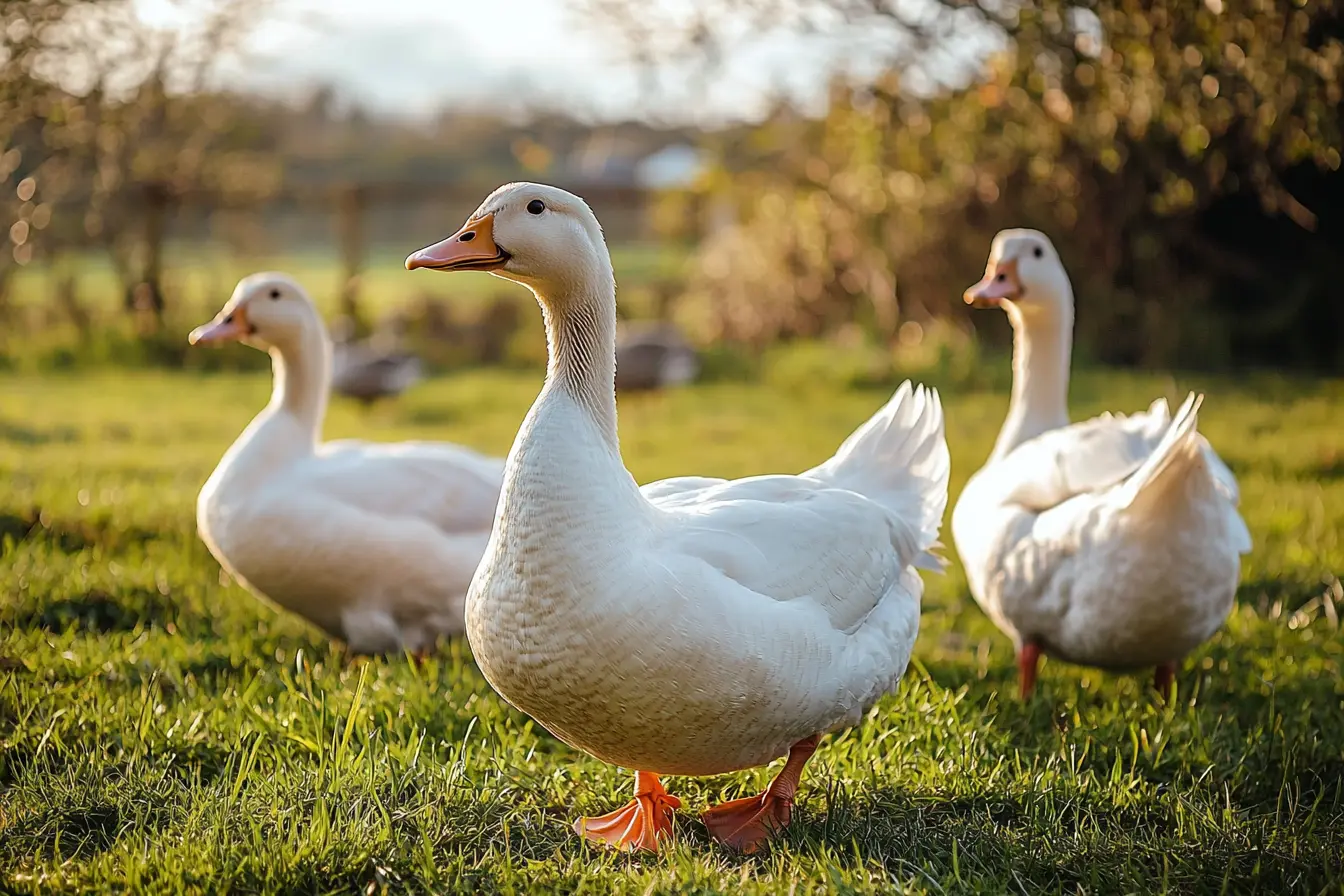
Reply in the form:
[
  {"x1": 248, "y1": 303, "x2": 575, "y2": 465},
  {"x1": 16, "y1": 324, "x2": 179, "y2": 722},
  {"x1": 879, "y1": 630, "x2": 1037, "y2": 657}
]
[
  {"x1": 952, "y1": 230, "x2": 1251, "y2": 699},
  {"x1": 407, "y1": 183, "x2": 950, "y2": 854},
  {"x1": 189, "y1": 274, "x2": 502, "y2": 655}
]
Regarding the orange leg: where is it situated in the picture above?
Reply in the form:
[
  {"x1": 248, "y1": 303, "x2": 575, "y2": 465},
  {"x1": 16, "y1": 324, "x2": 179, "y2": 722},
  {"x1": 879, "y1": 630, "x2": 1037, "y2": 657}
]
[
  {"x1": 1154, "y1": 661, "x2": 1176, "y2": 699},
  {"x1": 574, "y1": 771, "x2": 681, "y2": 853},
  {"x1": 1018, "y1": 640, "x2": 1042, "y2": 699},
  {"x1": 701, "y1": 735, "x2": 819, "y2": 853}
]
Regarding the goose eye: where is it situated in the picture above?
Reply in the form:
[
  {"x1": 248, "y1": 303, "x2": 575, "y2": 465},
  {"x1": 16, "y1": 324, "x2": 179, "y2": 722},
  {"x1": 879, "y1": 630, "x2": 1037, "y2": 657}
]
[
  {"x1": 995, "y1": 273, "x2": 1006, "y2": 282},
  {"x1": 1033, "y1": 246, "x2": 1044, "y2": 258},
  {"x1": 269, "y1": 288, "x2": 281, "y2": 299},
  {"x1": 527, "y1": 199, "x2": 545, "y2": 215}
]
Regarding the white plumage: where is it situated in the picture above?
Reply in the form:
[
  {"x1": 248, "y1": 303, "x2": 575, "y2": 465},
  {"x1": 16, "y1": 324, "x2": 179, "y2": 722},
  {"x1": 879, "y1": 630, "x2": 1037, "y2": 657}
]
[
  {"x1": 474, "y1": 381, "x2": 946, "y2": 776},
  {"x1": 190, "y1": 273, "x2": 501, "y2": 654},
  {"x1": 406, "y1": 182, "x2": 949, "y2": 852},
  {"x1": 952, "y1": 230, "x2": 1250, "y2": 695}
]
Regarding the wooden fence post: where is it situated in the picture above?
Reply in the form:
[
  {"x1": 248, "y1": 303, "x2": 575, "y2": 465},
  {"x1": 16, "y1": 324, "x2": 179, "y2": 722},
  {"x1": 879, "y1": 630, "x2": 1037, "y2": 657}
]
[
  {"x1": 336, "y1": 183, "x2": 366, "y2": 328},
  {"x1": 126, "y1": 181, "x2": 169, "y2": 324}
]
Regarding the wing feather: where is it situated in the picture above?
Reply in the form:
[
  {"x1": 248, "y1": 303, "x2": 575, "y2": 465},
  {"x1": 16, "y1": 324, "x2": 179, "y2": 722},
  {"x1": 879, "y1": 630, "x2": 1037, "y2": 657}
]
[
  {"x1": 993, "y1": 399, "x2": 1173, "y2": 511},
  {"x1": 299, "y1": 440, "x2": 503, "y2": 535},
  {"x1": 649, "y1": 475, "x2": 915, "y2": 633}
]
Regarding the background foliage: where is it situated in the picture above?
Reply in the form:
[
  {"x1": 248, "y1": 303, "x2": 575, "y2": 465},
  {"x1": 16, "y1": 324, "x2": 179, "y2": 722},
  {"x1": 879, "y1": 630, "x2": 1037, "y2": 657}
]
[
  {"x1": 2, "y1": 1, "x2": 1342, "y2": 371},
  {"x1": 602, "y1": 0, "x2": 1344, "y2": 369}
]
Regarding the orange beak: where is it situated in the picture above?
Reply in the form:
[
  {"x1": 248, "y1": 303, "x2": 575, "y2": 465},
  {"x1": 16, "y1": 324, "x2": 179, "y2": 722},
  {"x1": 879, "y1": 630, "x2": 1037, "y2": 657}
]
[
  {"x1": 406, "y1": 213, "x2": 510, "y2": 272},
  {"x1": 189, "y1": 304, "x2": 251, "y2": 345},
  {"x1": 964, "y1": 257, "x2": 1022, "y2": 308}
]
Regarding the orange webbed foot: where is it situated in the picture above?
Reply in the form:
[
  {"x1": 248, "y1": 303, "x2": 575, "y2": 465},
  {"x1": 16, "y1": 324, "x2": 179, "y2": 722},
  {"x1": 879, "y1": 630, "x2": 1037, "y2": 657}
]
[
  {"x1": 701, "y1": 792, "x2": 792, "y2": 853},
  {"x1": 702, "y1": 734, "x2": 820, "y2": 854},
  {"x1": 574, "y1": 771, "x2": 681, "y2": 853}
]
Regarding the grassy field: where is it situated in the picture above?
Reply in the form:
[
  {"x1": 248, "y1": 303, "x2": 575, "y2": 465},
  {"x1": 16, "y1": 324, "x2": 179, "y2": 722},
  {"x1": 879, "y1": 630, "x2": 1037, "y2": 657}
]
[
  {"x1": 7, "y1": 244, "x2": 686, "y2": 319},
  {"x1": 1, "y1": 244, "x2": 689, "y2": 376},
  {"x1": 1, "y1": 361, "x2": 1342, "y2": 894}
]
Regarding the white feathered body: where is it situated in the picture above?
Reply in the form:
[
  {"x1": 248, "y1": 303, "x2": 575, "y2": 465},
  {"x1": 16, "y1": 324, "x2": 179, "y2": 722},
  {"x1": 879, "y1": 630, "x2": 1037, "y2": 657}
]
[
  {"x1": 953, "y1": 395, "x2": 1251, "y2": 669},
  {"x1": 199, "y1": 405, "x2": 502, "y2": 654},
  {"x1": 467, "y1": 382, "x2": 948, "y2": 776}
]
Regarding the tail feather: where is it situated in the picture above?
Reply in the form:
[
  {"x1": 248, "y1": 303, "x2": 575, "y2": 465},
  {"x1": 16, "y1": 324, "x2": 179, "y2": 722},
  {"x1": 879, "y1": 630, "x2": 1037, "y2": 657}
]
[
  {"x1": 914, "y1": 539, "x2": 948, "y2": 571},
  {"x1": 1202, "y1": 437, "x2": 1241, "y2": 505},
  {"x1": 804, "y1": 382, "x2": 951, "y2": 564},
  {"x1": 1113, "y1": 392, "x2": 1252, "y2": 553},
  {"x1": 1114, "y1": 392, "x2": 1205, "y2": 513}
]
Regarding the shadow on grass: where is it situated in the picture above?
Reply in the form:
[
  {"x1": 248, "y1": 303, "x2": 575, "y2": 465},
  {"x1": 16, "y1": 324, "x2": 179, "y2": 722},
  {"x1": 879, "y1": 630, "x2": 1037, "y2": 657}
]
[
  {"x1": 0, "y1": 418, "x2": 80, "y2": 446},
  {"x1": 3, "y1": 587, "x2": 180, "y2": 634},
  {"x1": 0, "y1": 506, "x2": 164, "y2": 557},
  {"x1": 917, "y1": 632, "x2": 1344, "y2": 828},
  {"x1": 1309, "y1": 450, "x2": 1344, "y2": 481},
  {"x1": 1237, "y1": 574, "x2": 1341, "y2": 614},
  {"x1": 0, "y1": 795, "x2": 179, "y2": 867},
  {"x1": 0, "y1": 804, "x2": 131, "y2": 862},
  {"x1": 1, "y1": 737, "x2": 234, "y2": 795},
  {"x1": 778, "y1": 787, "x2": 1340, "y2": 893}
]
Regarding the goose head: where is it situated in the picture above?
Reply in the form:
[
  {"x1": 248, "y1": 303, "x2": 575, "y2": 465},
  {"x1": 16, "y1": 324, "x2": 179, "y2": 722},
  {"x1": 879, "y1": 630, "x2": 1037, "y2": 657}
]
[
  {"x1": 189, "y1": 273, "x2": 320, "y2": 352},
  {"x1": 405, "y1": 182, "x2": 610, "y2": 305},
  {"x1": 963, "y1": 229, "x2": 1073, "y2": 323}
]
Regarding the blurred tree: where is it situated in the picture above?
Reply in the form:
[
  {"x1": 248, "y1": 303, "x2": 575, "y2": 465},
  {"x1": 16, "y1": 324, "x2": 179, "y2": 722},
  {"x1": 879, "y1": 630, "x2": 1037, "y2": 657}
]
[
  {"x1": 0, "y1": 0, "x2": 281, "y2": 327},
  {"x1": 579, "y1": 0, "x2": 1344, "y2": 369},
  {"x1": 74, "y1": 0, "x2": 281, "y2": 324},
  {"x1": 0, "y1": 0, "x2": 109, "y2": 318}
]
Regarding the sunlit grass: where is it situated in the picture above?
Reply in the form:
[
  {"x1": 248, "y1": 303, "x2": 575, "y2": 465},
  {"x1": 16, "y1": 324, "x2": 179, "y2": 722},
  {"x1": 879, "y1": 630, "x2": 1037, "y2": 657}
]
[
  {"x1": 1, "y1": 362, "x2": 1342, "y2": 893},
  {"x1": 7, "y1": 243, "x2": 687, "y2": 318}
]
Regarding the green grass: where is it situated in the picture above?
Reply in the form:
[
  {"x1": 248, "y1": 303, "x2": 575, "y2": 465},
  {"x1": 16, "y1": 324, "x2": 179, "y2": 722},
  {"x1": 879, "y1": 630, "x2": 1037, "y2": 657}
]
[
  {"x1": 8, "y1": 243, "x2": 686, "y2": 318},
  {"x1": 1, "y1": 362, "x2": 1342, "y2": 894},
  {"x1": 1, "y1": 243, "x2": 689, "y2": 375}
]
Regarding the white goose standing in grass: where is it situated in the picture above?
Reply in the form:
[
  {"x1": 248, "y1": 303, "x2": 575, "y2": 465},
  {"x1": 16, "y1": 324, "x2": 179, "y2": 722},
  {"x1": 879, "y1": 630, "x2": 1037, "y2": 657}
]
[
  {"x1": 406, "y1": 183, "x2": 950, "y2": 854},
  {"x1": 189, "y1": 274, "x2": 502, "y2": 655},
  {"x1": 952, "y1": 230, "x2": 1251, "y2": 699}
]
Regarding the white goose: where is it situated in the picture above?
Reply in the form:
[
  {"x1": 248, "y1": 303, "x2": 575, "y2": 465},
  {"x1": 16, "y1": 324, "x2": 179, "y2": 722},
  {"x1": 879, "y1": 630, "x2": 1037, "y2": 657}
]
[
  {"x1": 189, "y1": 273, "x2": 502, "y2": 654},
  {"x1": 406, "y1": 183, "x2": 949, "y2": 854},
  {"x1": 952, "y1": 230, "x2": 1251, "y2": 698}
]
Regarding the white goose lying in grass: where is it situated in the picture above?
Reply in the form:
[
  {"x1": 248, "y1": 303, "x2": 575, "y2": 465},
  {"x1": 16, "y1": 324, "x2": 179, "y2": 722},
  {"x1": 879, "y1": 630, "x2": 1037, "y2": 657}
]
[
  {"x1": 406, "y1": 183, "x2": 950, "y2": 854},
  {"x1": 188, "y1": 273, "x2": 502, "y2": 655},
  {"x1": 952, "y1": 230, "x2": 1251, "y2": 698}
]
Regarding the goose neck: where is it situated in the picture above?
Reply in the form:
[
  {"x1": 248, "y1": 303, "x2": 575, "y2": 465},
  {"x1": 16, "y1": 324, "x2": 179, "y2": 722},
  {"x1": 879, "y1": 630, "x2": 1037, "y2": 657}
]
[
  {"x1": 268, "y1": 324, "x2": 331, "y2": 444},
  {"x1": 993, "y1": 302, "x2": 1073, "y2": 458},
  {"x1": 536, "y1": 271, "x2": 620, "y2": 451}
]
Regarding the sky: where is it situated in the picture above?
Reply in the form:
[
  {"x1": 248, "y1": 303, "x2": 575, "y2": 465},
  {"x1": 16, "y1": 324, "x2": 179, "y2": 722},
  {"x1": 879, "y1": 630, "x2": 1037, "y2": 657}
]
[{"x1": 131, "y1": 0, "x2": 922, "y2": 122}]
